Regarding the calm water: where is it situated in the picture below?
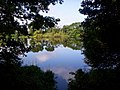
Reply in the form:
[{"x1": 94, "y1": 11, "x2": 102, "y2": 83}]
[{"x1": 22, "y1": 39, "x2": 88, "y2": 90}]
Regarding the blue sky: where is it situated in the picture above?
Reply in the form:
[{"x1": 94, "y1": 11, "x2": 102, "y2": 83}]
[{"x1": 41, "y1": 0, "x2": 86, "y2": 27}]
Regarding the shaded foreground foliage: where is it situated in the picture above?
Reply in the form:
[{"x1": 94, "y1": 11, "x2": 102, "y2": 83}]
[
  {"x1": 0, "y1": 65, "x2": 55, "y2": 90},
  {"x1": 69, "y1": 0, "x2": 120, "y2": 90},
  {"x1": 80, "y1": 0, "x2": 120, "y2": 69},
  {"x1": 68, "y1": 68, "x2": 120, "y2": 90},
  {"x1": 0, "y1": 0, "x2": 63, "y2": 35},
  {"x1": 0, "y1": 39, "x2": 56, "y2": 90}
]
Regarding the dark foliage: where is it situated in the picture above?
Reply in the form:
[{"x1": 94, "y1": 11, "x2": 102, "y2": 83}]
[
  {"x1": 68, "y1": 0, "x2": 120, "y2": 90},
  {"x1": 0, "y1": 0, "x2": 63, "y2": 34},
  {"x1": 0, "y1": 38, "x2": 56, "y2": 90},
  {"x1": 0, "y1": 39, "x2": 30, "y2": 66},
  {"x1": 68, "y1": 68, "x2": 120, "y2": 90},
  {"x1": 79, "y1": 0, "x2": 120, "y2": 69},
  {"x1": 0, "y1": 65, "x2": 55, "y2": 90}
]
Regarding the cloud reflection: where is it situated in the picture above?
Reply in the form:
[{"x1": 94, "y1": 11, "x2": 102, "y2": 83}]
[
  {"x1": 44, "y1": 66, "x2": 75, "y2": 82},
  {"x1": 36, "y1": 52, "x2": 55, "y2": 63}
]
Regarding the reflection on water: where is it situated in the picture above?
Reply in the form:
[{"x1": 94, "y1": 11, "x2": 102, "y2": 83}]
[
  {"x1": 0, "y1": 37, "x2": 87, "y2": 90},
  {"x1": 23, "y1": 45, "x2": 86, "y2": 77},
  {"x1": 22, "y1": 38, "x2": 88, "y2": 90}
]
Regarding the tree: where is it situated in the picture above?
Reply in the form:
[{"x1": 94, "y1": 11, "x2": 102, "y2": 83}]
[
  {"x1": 0, "y1": 65, "x2": 56, "y2": 90},
  {"x1": 0, "y1": 0, "x2": 63, "y2": 35},
  {"x1": 62, "y1": 22, "x2": 83, "y2": 38},
  {"x1": 79, "y1": 0, "x2": 120, "y2": 69},
  {"x1": 68, "y1": 68, "x2": 120, "y2": 90}
]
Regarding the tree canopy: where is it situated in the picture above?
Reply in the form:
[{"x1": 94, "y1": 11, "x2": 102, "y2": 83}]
[
  {"x1": 79, "y1": 0, "x2": 120, "y2": 69},
  {"x1": 0, "y1": 0, "x2": 63, "y2": 34}
]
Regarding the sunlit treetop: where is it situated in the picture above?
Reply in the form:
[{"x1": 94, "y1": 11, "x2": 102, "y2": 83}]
[{"x1": 0, "y1": 0, "x2": 63, "y2": 34}]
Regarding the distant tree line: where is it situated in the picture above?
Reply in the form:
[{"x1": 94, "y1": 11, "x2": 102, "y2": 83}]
[{"x1": 29, "y1": 22, "x2": 83, "y2": 39}]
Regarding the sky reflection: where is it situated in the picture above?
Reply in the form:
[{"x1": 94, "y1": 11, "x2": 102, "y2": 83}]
[{"x1": 22, "y1": 45, "x2": 88, "y2": 90}]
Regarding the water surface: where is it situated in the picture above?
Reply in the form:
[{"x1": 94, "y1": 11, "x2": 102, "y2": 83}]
[{"x1": 22, "y1": 39, "x2": 87, "y2": 90}]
